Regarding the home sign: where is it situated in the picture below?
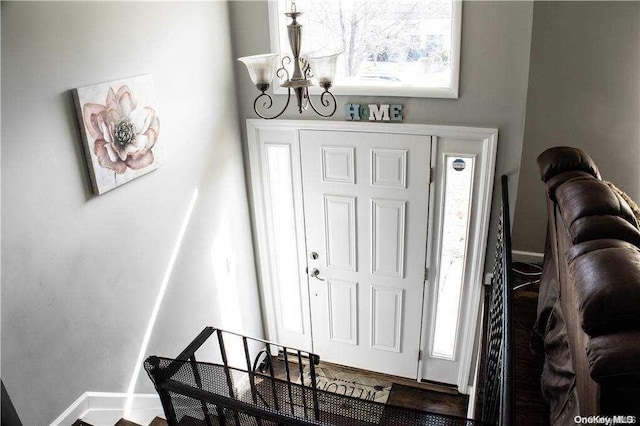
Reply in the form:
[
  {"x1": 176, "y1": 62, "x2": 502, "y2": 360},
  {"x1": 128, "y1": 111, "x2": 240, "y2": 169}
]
[{"x1": 344, "y1": 103, "x2": 403, "y2": 122}]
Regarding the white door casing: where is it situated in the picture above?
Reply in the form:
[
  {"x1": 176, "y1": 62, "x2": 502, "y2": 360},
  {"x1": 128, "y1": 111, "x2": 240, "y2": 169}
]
[
  {"x1": 300, "y1": 130, "x2": 430, "y2": 379},
  {"x1": 247, "y1": 120, "x2": 497, "y2": 392},
  {"x1": 420, "y1": 136, "x2": 498, "y2": 391}
]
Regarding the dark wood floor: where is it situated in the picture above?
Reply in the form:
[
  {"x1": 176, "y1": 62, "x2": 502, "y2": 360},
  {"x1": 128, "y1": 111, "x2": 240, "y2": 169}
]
[
  {"x1": 270, "y1": 357, "x2": 469, "y2": 417},
  {"x1": 388, "y1": 383, "x2": 468, "y2": 417},
  {"x1": 512, "y1": 262, "x2": 551, "y2": 425}
]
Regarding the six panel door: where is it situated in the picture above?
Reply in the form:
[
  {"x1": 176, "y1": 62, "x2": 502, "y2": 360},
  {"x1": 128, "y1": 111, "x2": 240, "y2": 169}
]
[{"x1": 300, "y1": 130, "x2": 430, "y2": 379}]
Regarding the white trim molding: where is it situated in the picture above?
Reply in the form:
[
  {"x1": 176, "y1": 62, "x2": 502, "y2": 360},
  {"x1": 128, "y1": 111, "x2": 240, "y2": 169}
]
[
  {"x1": 50, "y1": 392, "x2": 162, "y2": 426},
  {"x1": 246, "y1": 119, "x2": 498, "y2": 140},
  {"x1": 267, "y1": 0, "x2": 463, "y2": 99},
  {"x1": 50, "y1": 393, "x2": 89, "y2": 426},
  {"x1": 456, "y1": 132, "x2": 498, "y2": 393},
  {"x1": 512, "y1": 249, "x2": 544, "y2": 264}
]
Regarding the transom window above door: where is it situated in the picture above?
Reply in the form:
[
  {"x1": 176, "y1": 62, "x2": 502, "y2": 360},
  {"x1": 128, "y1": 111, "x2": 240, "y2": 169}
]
[{"x1": 269, "y1": 0, "x2": 462, "y2": 98}]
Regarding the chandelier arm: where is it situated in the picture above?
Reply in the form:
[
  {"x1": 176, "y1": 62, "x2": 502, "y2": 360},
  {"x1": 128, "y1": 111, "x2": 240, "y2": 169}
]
[
  {"x1": 253, "y1": 88, "x2": 292, "y2": 120},
  {"x1": 277, "y1": 56, "x2": 292, "y2": 82},
  {"x1": 239, "y1": 3, "x2": 339, "y2": 119},
  {"x1": 307, "y1": 90, "x2": 337, "y2": 118}
]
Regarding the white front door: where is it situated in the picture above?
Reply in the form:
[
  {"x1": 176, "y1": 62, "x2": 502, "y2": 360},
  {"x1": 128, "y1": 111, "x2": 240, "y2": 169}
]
[{"x1": 300, "y1": 130, "x2": 430, "y2": 379}]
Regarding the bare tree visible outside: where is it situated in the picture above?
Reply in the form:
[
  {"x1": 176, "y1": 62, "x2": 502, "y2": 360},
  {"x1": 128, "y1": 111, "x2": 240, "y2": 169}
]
[
  {"x1": 305, "y1": 1, "x2": 419, "y2": 77},
  {"x1": 276, "y1": 0, "x2": 453, "y2": 87}
]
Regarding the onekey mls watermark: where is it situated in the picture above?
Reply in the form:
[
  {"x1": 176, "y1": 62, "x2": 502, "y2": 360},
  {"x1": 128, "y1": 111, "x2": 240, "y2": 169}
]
[{"x1": 575, "y1": 416, "x2": 637, "y2": 425}]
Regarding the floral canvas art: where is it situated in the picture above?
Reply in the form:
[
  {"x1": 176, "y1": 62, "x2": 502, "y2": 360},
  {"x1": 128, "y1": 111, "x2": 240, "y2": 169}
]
[{"x1": 73, "y1": 74, "x2": 163, "y2": 195}]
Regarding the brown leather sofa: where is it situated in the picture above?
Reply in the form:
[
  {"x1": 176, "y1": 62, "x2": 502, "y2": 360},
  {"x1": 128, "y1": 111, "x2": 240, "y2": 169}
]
[{"x1": 533, "y1": 146, "x2": 640, "y2": 424}]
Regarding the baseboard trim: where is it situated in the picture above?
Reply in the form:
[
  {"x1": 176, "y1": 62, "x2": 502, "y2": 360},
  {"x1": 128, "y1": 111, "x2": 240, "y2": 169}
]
[
  {"x1": 512, "y1": 250, "x2": 544, "y2": 264},
  {"x1": 50, "y1": 392, "x2": 90, "y2": 426},
  {"x1": 466, "y1": 384, "x2": 476, "y2": 419},
  {"x1": 50, "y1": 392, "x2": 162, "y2": 426}
]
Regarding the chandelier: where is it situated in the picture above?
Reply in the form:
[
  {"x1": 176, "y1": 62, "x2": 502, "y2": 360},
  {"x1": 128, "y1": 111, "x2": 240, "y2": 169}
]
[{"x1": 238, "y1": 1, "x2": 341, "y2": 120}]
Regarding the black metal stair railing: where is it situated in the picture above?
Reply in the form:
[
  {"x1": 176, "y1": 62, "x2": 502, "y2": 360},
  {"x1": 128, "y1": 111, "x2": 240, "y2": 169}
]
[
  {"x1": 480, "y1": 175, "x2": 515, "y2": 426},
  {"x1": 145, "y1": 327, "x2": 322, "y2": 425},
  {"x1": 145, "y1": 327, "x2": 486, "y2": 425}
]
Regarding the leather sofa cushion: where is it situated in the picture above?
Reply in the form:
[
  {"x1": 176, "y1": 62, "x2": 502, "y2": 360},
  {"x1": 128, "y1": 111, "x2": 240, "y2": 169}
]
[
  {"x1": 544, "y1": 171, "x2": 596, "y2": 202},
  {"x1": 587, "y1": 330, "x2": 640, "y2": 380},
  {"x1": 538, "y1": 146, "x2": 601, "y2": 183},
  {"x1": 569, "y1": 216, "x2": 640, "y2": 246},
  {"x1": 569, "y1": 241, "x2": 640, "y2": 335},
  {"x1": 556, "y1": 178, "x2": 638, "y2": 230},
  {"x1": 568, "y1": 239, "x2": 640, "y2": 263}
]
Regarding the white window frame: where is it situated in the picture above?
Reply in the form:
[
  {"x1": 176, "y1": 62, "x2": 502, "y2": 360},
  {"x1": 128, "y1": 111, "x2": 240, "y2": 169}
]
[{"x1": 267, "y1": 0, "x2": 462, "y2": 99}]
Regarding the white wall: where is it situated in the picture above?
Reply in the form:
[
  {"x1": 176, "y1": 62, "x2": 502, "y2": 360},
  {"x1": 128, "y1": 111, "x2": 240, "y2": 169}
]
[
  {"x1": 229, "y1": 1, "x2": 534, "y2": 271},
  {"x1": 1, "y1": 2, "x2": 263, "y2": 425}
]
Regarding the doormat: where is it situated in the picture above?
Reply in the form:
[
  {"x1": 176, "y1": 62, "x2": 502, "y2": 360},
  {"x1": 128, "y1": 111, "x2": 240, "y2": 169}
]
[{"x1": 298, "y1": 366, "x2": 392, "y2": 404}]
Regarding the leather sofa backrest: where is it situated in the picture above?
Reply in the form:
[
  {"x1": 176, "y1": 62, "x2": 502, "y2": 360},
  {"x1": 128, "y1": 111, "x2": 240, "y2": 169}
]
[
  {"x1": 538, "y1": 147, "x2": 640, "y2": 337},
  {"x1": 569, "y1": 239, "x2": 640, "y2": 336},
  {"x1": 553, "y1": 177, "x2": 640, "y2": 245},
  {"x1": 538, "y1": 146, "x2": 601, "y2": 183},
  {"x1": 555, "y1": 178, "x2": 638, "y2": 229}
]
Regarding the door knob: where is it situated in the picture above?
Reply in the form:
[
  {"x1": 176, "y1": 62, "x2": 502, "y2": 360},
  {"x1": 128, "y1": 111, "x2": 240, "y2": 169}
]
[{"x1": 310, "y1": 268, "x2": 325, "y2": 281}]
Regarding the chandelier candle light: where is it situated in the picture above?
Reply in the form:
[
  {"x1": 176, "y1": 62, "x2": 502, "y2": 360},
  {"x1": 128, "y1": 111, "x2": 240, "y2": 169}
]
[{"x1": 238, "y1": 0, "x2": 341, "y2": 119}]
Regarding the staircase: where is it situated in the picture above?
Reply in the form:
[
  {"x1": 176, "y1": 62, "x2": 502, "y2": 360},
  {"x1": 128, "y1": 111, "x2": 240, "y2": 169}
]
[{"x1": 73, "y1": 417, "x2": 167, "y2": 426}]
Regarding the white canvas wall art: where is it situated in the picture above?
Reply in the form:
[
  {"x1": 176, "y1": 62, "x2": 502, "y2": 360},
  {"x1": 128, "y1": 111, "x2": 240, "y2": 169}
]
[{"x1": 73, "y1": 74, "x2": 164, "y2": 195}]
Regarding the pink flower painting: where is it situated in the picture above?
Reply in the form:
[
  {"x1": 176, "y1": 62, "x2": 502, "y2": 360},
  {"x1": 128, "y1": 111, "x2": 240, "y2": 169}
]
[{"x1": 74, "y1": 75, "x2": 164, "y2": 195}]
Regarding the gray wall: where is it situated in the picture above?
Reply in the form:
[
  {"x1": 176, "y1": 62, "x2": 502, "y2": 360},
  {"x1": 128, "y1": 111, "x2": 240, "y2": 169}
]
[
  {"x1": 229, "y1": 1, "x2": 534, "y2": 270},
  {"x1": 1, "y1": 2, "x2": 263, "y2": 424},
  {"x1": 513, "y1": 1, "x2": 640, "y2": 253}
]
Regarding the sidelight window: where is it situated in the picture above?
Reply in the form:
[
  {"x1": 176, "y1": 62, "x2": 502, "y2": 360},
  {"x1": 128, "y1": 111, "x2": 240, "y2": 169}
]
[{"x1": 431, "y1": 156, "x2": 475, "y2": 359}]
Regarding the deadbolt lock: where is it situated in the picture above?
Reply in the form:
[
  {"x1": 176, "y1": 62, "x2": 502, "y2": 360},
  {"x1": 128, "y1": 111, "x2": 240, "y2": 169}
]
[{"x1": 310, "y1": 252, "x2": 319, "y2": 260}]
